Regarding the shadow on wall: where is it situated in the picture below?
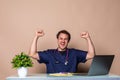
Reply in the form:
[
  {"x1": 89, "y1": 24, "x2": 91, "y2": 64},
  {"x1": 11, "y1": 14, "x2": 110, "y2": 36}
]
[
  {"x1": 77, "y1": 59, "x2": 92, "y2": 73},
  {"x1": 29, "y1": 60, "x2": 46, "y2": 73}
]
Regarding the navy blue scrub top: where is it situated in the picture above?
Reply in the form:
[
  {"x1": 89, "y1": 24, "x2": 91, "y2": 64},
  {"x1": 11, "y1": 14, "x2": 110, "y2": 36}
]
[{"x1": 37, "y1": 48, "x2": 87, "y2": 73}]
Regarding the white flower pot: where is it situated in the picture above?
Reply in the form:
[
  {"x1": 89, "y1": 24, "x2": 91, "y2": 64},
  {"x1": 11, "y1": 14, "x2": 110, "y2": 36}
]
[{"x1": 17, "y1": 67, "x2": 27, "y2": 78}]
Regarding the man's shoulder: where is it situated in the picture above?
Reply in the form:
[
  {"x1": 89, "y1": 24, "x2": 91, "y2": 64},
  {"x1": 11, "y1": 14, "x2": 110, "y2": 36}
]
[
  {"x1": 68, "y1": 48, "x2": 78, "y2": 53},
  {"x1": 68, "y1": 48, "x2": 86, "y2": 52},
  {"x1": 68, "y1": 48, "x2": 78, "y2": 51},
  {"x1": 38, "y1": 49, "x2": 55, "y2": 53}
]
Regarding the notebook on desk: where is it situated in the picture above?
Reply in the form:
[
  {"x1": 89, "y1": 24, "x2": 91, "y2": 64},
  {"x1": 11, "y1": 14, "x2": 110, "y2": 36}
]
[{"x1": 75, "y1": 55, "x2": 115, "y2": 76}]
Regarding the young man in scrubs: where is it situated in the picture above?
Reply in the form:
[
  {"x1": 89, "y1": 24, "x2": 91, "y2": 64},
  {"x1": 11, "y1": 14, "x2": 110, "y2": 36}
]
[{"x1": 29, "y1": 30, "x2": 95, "y2": 73}]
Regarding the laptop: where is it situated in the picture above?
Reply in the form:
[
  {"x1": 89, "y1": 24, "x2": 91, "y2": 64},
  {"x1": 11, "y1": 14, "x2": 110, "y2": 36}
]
[{"x1": 75, "y1": 55, "x2": 115, "y2": 76}]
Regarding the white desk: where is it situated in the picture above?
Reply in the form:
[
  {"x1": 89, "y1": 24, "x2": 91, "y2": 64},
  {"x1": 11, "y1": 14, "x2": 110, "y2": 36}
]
[{"x1": 6, "y1": 74, "x2": 120, "y2": 80}]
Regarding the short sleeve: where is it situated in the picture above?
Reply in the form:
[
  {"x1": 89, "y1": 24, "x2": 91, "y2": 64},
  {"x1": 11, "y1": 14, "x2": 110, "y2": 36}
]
[
  {"x1": 75, "y1": 49, "x2": 87, "y2": 63},
  {"x1": 37, "y1": 50, "x2": 50, "y2": 63}
]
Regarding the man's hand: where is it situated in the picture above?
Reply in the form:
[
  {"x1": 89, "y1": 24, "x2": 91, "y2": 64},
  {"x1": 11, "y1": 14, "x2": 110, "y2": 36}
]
[
  {"x1": 80, "y1": 31, "x2": 90, "y2": 39},
  {"x1": 36, "y1": 30, "x2": 45, "y2": 38}
]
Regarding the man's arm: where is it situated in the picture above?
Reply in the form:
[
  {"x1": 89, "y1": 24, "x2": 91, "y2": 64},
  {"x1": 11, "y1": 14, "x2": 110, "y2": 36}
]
[
  {"x1": 28, "y1": 30, "x2": 45, "y2": 60},
  {"x1": 80, "y1": 32, "x2": 95, "y2": 60}
]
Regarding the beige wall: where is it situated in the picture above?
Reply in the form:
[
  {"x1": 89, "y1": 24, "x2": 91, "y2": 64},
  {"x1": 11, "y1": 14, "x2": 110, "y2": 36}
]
[{"x1": 0, "y1": 0, "x2": 120, "y2": 79}]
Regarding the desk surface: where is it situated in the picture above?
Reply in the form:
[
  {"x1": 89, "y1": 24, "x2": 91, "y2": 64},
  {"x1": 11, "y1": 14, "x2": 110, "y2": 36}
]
[{"x1": 6, "y1": 74, "x2": 120, "y2": 80}]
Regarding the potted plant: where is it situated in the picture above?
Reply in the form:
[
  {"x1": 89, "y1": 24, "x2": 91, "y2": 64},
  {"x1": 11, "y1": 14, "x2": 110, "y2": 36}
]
[{"x1": 11, "y1": 52, "x2": 33, "y2": 78}]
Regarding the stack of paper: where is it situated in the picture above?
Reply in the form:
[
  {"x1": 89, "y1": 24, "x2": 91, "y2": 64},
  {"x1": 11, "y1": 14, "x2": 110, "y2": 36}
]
[{"x1": 49, "y1": 72, "x2": 73, "y2": 76}]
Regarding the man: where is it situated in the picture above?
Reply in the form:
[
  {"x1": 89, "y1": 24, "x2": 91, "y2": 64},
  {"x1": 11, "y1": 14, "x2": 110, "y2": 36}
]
[{"x1": 29, "y1": 30, "x2": 95, "y2": 73}]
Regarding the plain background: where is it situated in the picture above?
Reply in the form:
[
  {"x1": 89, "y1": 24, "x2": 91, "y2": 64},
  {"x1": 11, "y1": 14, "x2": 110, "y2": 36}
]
[{"x1": 0, "y1": 0, "x2": 120, "y2": 79}]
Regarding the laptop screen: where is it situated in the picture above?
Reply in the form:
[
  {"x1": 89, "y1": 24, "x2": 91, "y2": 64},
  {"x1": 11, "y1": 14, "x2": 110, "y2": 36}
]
[{"x1": 88, "y1": 55, "x2": 114, "y2": 76}]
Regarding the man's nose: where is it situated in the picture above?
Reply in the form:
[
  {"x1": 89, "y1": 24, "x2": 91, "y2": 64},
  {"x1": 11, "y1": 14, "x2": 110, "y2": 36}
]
[{"x1": 62, "y1": 39, "x2": 65, "y2": 42}]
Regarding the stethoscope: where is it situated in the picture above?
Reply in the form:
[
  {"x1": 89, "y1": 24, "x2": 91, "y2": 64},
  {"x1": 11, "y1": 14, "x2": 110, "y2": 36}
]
[{"x1": 53, "y1": 48, "x2": 69, "y2": 65}]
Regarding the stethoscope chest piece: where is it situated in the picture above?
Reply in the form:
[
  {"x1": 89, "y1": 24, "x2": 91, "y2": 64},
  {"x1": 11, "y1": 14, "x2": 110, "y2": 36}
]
[{"x1": 65, "y1": 61, "x2": 68, "y2": 65}]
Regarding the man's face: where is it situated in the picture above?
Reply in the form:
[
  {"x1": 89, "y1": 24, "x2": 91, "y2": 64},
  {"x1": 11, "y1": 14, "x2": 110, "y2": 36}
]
[{"x1": 57, "y1": 33, "x2": 69, "y2": 51}]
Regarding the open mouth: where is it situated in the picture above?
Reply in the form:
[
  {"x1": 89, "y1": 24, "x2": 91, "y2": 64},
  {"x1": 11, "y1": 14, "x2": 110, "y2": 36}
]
[{"x1": 60, "y1": 43, "x2": 65, "y2": 46}]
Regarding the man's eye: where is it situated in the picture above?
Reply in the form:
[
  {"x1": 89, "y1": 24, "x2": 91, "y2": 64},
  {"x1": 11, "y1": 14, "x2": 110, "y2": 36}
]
[{"x1": 65, "y1": 38, "x2": 68, "y2": 40}]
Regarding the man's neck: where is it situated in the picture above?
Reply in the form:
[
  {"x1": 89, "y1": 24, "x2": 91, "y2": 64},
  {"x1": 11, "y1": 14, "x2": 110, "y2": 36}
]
[{"x1": 57, "y1": 48, "x2": 67, "y2": 51}]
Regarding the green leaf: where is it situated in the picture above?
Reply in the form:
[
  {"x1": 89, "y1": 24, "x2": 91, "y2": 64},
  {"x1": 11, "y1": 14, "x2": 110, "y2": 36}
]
[{"x1": 11, "y1": 52, "x2": 33, "y2": 69}]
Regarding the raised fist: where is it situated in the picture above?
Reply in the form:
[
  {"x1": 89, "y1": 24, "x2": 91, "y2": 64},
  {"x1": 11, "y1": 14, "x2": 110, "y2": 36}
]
[
  {"x1": 80, "y1": 31, "x2": 90, "y2": 39},
  {"x1": 36, "y1": 30, "x2": 45, "y2": 38}
]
